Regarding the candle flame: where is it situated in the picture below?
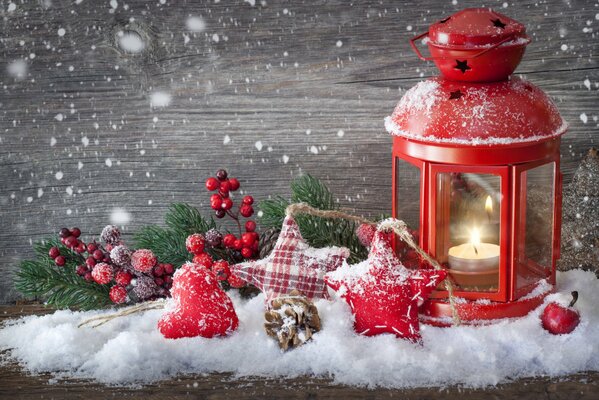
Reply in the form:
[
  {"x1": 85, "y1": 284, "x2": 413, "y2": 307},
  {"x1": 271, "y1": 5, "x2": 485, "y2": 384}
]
[
  {"x1": 485, "y1": 195, "x2": 493, "y2": 214},
  {"x1": 470, "y1": 227, "x2": 481, "y2": 247}
]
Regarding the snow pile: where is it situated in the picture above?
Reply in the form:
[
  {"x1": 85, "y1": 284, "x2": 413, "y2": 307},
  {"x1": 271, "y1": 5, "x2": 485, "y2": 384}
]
[{"x1": 1, "y1": 270, "x2": 598, "y2": 388}]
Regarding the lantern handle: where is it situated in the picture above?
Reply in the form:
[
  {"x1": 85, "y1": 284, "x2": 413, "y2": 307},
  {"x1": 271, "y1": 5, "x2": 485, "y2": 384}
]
[{"x1": 409, "y1": 31, "x2": 531, "y2": 61}]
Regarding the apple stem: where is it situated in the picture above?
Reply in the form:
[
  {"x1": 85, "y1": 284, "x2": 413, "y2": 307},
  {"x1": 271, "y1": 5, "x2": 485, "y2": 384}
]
[{"x1": 569, "y1": 291, "x2": 579, "y2": 307}]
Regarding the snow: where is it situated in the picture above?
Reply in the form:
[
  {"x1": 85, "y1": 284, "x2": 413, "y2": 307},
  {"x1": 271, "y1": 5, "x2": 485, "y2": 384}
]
[
  {"x1": 150, "y1": 91, "x2": 172, "y2": 108},
  {"x1": 118, "y1": 31, "x2": 145, "y2": 53},
  {"x1": 580, "y1": 113, "x2": 588, "y2": 124},
  {"x1": 186, "y1": 16, "x2": 206, "y2": 32},
  {"x1": 1, "y1": 270, "x2": 597, "y2": 388},
  {"x1": 7, "y1": 59, "x2": 27, "y2": 79},
  {"x1": 110, "y1": 208, "x2": 131, "y2": 225},
  {"x1": 57, "y1": 28, "x2": 66, "y2": 37}
]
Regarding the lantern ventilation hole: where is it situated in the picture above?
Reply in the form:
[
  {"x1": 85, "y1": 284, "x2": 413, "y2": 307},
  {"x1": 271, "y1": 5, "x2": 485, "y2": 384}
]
[
  {"x1": 454, "y1": 60, "x2": 471, "y2": 74},
  {"x1": 449, "y1": 90, "x2": 464, "y2": 100},
  {"x1": 491, "y1": 18, "x2": 506, "y2": 29},
  {"x1": 440, "y1": 17, "x2": 450, "y2": 23}
]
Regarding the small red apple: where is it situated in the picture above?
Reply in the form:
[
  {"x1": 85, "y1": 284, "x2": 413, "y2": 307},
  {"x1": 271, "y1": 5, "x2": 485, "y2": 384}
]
[{"x1": 541, "y1": 291, "x2": 581, "y2": 335}]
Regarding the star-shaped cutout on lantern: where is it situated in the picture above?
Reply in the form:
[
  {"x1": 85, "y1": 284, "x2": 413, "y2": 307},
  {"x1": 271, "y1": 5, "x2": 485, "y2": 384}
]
[
  {"x1": 325, "y1": 231, "x2": 447, "y2": 342},
  {"x1": 229, "y1": 215, "x2": 349, "y2": 305},
  {"x1": 454, "y1": 60, "x2": 471, "y2": 74},
  {"x1": 491, "y1": 18, "x2": 506, "y2": 29},
  {"x1": 449, "y1": 90, "x2": 463, "y2": 100}
]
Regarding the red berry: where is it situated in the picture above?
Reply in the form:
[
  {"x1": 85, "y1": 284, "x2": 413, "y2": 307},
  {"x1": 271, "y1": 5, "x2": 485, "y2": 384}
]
[
  {"x1": 91, "y1": 262, "x2": 113, "y2": 285},
  {"x1": 245, "y1": 220, "x2": 256, "y2": 232},
  {"x1": 115, "y1": 270, "x2": 133, "y2": 286},
  {"x1": 242, "y1": 195, "x2": 254, "y2": 205},
  {"x1": 54, "y1": 256, "x2": 66, "y2": 266},
  {"x1": 163, "y1": 275, "x2": 173, "y2": 284},
  {"x1": 154, "y1": 277, "x2": 164, "y2": 287},
  {"x1": 210, "y1": 194, "x2": 223, "y2": 210},
  {"x1": 59, "y1": 228, "x2": 71, "y2": 238},
  {"x1": 219, "y1": 180, "x2": 231, "y2": 194},
  {"x1": 241, "y1": 247, "x2": 253, "y2": 258},
  {"x1": 131, "y1": 249, "x2": 157, "y2": 273},
  {"x1": 93, "y1": 249, "x2": 104, "y2": 261},
  {"x1": 49, "y1": 247, "x2": 60, "y2": 259},
  {"x1": 227, "y1": 273, "x2": 246, "y2": 288},
  {"x1": 212, "y1": 260, "x2": 230, "y2": 281},
  {"x1": 65, "y1": 236, "x2": 78, "y2": 248},
  {"x1": 233, "y1": 239, "x2": 243, "y2": 250},
  {"x1": 215, "y1": 169, "x2": 228, "y2": 181},
  {"x1": 85, "y1": 256, "x2": 96, "y2": 268},
  {"x1": 185, "y1": 233, "x2": 206, "y2": 255},
  {"x1": 76, "y1": 265, "x2": 88, "y2": 276},
  {"x1": 163, "y1": 263, "x2": 174, "y2": 275},
  {"x1": 87, "y1": 243, "x2": 98, "y2": 253},
  {"x1": 229, "y1": 178, "x2": 240, "y2": 191},
  {"x1": 541, "y1": 292, "x2": 581, "y2": 335},
  {"x1": 240, "y1": 204, "x2": 254, "y2": 218},
  {"x1": 105, "y1": 244, "x2": 114, "y2": 252},
  {"x1": 205, "y1": 177, "x2": 219, "y2": 191},
  {"x1": 84, "y1": 272, "x2": 94, "y2": 282},
  {"x1": 109, "y1": 285, "x2": 128, "y2": 304},
  {"x1": 223, "y1": 234, "x2": 236, "y2": 248},
  {"x1": 241, "y1": 232, "x2": 255, "y2": 247},
  {"x1": 215, "y1": 209, "x2": 226, "y2": 219},
  {"x1": 71, "y1": 227, "x2": 81, "y2": 238},
  {"x1": 192, "y1": 253, "x2": 213, "y2": 269},
  {"x1": 222, "y1": 197, "x2": 233, "y2": 210},
  {"x1": 75, "y1": 242, "x2": 87, "y2": 253},
  {"x1": 153, "y1": 264, "x2": 165, "y2": 277}
]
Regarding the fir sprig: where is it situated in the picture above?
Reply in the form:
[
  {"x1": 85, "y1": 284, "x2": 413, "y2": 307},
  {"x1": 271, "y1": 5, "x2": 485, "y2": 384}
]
[
  {"x1": 259, "y1": 174, "x2": 369, "y2": 263},
  {"x1": 14, "y1": 239, "x2": 111, "y2": 310}
]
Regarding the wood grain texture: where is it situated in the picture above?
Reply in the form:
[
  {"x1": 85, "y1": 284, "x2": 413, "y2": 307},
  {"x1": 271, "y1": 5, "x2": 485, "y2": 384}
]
[{"x1": 1, "y1": 0, "x2": 598, "y2": 303}]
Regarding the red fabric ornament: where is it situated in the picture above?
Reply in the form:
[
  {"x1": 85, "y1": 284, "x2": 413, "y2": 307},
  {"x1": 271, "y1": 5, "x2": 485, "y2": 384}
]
[
  {"x1": 158, "y1": 262, "x2": 239, "y2": 339},
  {"x1": 325, "y1": 231, "x2": 447, "y2": 342},
  {"x1": 230, "y1": 216, "x2": 349, "y2": 304}
]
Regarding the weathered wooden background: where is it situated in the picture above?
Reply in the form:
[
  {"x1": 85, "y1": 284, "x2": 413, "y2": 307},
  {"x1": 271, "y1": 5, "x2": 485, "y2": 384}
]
[{"x1": 1, "y1": 0, "x2": 597, "y2": 303}]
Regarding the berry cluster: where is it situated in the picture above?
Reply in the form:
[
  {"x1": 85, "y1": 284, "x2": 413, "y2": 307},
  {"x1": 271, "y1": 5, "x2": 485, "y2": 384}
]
[
  {"x1": 204, "y1": 169, "x2": 259, "y2": 260},
  {"x1": 49, "y1": 225, "x2": 174, "y2": 305}
]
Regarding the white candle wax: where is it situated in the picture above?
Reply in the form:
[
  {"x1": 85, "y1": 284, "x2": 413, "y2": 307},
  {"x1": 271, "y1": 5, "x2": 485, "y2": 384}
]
[{"x1": 448, "y1": 242, "x2": 500, "y2": 272}]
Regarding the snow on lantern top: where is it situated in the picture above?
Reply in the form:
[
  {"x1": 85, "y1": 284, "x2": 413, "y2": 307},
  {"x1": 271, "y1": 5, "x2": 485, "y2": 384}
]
[{"x1": 387, "y1": 8, "x2": 567, "y2": 147}]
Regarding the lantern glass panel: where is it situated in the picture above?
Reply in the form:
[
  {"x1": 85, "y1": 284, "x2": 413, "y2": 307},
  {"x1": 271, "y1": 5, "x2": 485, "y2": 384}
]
[
  {"x1": 516, "y1": 162, "x2": 555, "y2": 291},
  {"x1": 395, "y1": 158, "x2": 421, "y2": 232},
  {"x1": 436, "y1": 172, "x2": 501, "y2": 292}
]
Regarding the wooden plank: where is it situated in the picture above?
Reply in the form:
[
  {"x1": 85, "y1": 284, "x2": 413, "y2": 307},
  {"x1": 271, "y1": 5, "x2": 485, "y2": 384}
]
[
  {"x1": 0, "y1": 0, "x2": 598, "y2": 304},
  {"x1": 1, "y1": 305, "x2": 598, "y2": 399}
]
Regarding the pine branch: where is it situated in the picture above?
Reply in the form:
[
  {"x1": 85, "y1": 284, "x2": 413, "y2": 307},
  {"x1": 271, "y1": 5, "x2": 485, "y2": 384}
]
[
  {"x1": 14, "y1": 240, "x2": 110, "y2": 310},
  {"x1": 259, "y1": 174, "x2": 369, "y2": 263}
]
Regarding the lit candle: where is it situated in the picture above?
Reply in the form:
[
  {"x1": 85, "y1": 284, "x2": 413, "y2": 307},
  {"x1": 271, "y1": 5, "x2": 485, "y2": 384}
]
[
  {"x1": 485, "y1": 195, "x2": 493, "y2": 223},
  {"x1": 448, "y1": 227, "x2": 500, "y2": 272}
]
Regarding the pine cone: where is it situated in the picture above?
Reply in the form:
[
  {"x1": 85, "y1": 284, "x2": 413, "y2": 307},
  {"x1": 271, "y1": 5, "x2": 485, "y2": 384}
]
[
  {"x1": 264, "y1": 289, "x2": 321, "y2": 351},
  {"x1": 259, "y1": 227, "x2": 281, "y2": 258}
]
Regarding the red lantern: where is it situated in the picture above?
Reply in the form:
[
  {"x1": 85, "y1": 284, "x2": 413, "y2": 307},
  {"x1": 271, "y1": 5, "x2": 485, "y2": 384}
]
[{"x1": 388, "y1": 8, "x2": 567, "y2": 324}]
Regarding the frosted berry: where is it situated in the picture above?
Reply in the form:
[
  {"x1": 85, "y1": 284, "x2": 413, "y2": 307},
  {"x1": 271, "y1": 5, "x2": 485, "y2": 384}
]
[
  {"x1": 239, "y1": 204, "x2": 254, "y2": 218},
  {"x1": 110, "y1": 245, "x2": 132, "y2": 267},
  {"x1": 54, "y1": 256, "x2": 66, "y2": 266},
  {"x1": 222, "y1": 197, "x2": 233, "y2": 210},
  {"x1": 71, "y1": 227, "x2": 81, "y2": 238},
  {"x1": 131, "y1": 249, "x2": 157, "y2": 273},
  {"x1": 356, "y1": 224, "x2": 376, "y2": 248},
  {"x1": 242, "y1": 195, "x2": 254, "y2": 205},
  {"x1": 212, "y1": 260, "x2": 230, "y2": 281},
  {"x1": 215, "y1": 209, "x2": 226, "y2": 219},
  {"x1": 205, "y1": 229, "x2": 223, "y2": 247},
  {"x1": 216, "y1": 169, "x2": 228, "y2": 181},
  {"x1": 109, "y1": 285, "x2": 128, "y2": 304},
  {"x1": 228, "y1": 273, "x2": 246, "y2": 288},
  {"x1": 241, "y1": 247, "x2": 253, "y2": 259},
  {"x1": 223, "y1": 234, "x2": 236, "y2": 248},
  {"x1": 192, "y1": 253, "x2": 213, "y2": 269},
  {"x1": 163, "y1": 263, "x2": 174, "y2": 275},
  {"x1": 205, "y1": 177, "x2": 219, "y2": 191},
  {"x1": 245, "y1": 220, "x2": 256, "y2": 232},
  {"x1": 132, "y1": 276, "x2": 158, "y2": 300},
  {"x1": 59, "y1": 228, "x2": 71, "y2": 238},
  {"x1": 115, "y1": 270, "x2": 133, "y2": 286},
  {"x1": 101, "y1": 225, "x2": 121, "y2": 245},
  {"x1": 49, "y1": 247, "x2": 60, "y2": 259},
  {"x1": 229, "y1": 178, "x2": 240, "y2": 191},
  {"x1": 185, "y1": 234, "x2": 206, "y2": 255},
  {"x1": 91, "y1": 262, "x2": 113, "y2": 285}
]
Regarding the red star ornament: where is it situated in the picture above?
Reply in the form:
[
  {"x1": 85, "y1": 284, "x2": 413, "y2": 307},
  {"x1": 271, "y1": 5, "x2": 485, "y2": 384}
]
[
  {"x1": 229, "y1": 215, "x2": 350, "y2": 304},
  {"x1": 325, "y1": 231, "x2": 447, "y2": 342}
]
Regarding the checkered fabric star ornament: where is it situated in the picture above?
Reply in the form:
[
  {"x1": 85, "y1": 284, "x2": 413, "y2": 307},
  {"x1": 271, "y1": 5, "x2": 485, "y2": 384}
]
[
  {"x1": 325, "y1": 230, "x2": 447, "y2": 342},
  {"x1": 229, "y1": 215, "x2": 350, "y2": 305}
]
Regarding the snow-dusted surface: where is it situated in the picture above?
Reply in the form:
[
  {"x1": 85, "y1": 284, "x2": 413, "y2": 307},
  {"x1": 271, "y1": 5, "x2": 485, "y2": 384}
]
[{"x1": 1, "y1": 270, "x2": 598, "y2": 388}]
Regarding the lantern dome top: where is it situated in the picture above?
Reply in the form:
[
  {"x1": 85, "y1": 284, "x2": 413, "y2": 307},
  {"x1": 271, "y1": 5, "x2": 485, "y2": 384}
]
[{"x1": 385, "y1": 77, "x2": 567, "y2": 146}]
